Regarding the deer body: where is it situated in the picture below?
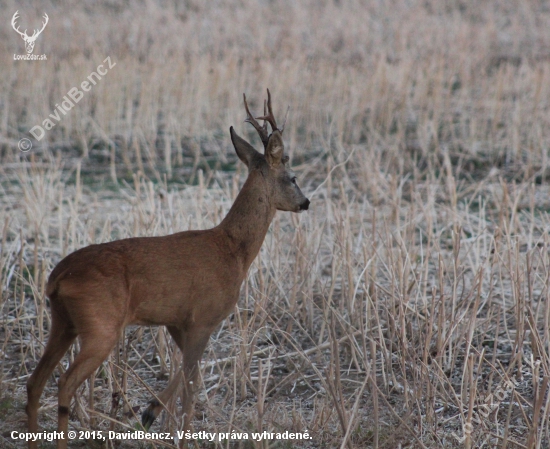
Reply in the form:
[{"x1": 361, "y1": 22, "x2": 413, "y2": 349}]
[
  {"x1": 26, "y1": 91, "x2": 308, "y2": 449},
  {"x1": 47, "y1": 170, "x2": 274, "y2": 330}
]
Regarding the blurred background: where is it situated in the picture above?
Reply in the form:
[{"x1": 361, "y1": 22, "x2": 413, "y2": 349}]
[{"x1": 1, "y1": 0, "x2": 549, "y2": 179}]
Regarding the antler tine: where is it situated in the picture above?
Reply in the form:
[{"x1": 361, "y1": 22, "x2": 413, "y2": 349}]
[
  {"x1": 39, "y1": 13, "x2": 49, "y2": 32},
  {"x1": 261, "y1": 99, "x2": 268, "y2": 135},
  {"x1": 279, "y1": 106, "x2": 290, "y2": 134},
  {"x1": 11, "y1": 11, "x2": 27, "y2": 38},
  {"x1": 30, "y1": 13, "x2": 49, "y2": 38},
  {"x1": 256, "y1": 88, "x2": 278, "y2": 132},
  {"x1": 243, "y1": 93, "x2": 269, "y2": 148}
]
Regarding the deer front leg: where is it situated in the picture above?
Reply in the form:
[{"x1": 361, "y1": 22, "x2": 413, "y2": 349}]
[
  {"x1": 142, "y1": 326, "x2": 212, "y2": 434},
  {"x1": 179, "y1": 328, "x2": 212, "y2": 435},
  {"x1": 141, "y1": 368, "x2": 183, "y2": 430}
]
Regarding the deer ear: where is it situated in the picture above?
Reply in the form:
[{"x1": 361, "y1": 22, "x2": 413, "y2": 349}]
[
  {"x1": 230, "y1": 127, "x2": 260, "y2": 168},
  {"x1": 265, "y1": 130, "x2": 284, "y2": 167}
]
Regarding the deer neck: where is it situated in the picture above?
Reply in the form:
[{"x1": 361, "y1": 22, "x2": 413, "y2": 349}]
[{"x1": 218, "y1": 171, "x2": 276, "y2": 270}]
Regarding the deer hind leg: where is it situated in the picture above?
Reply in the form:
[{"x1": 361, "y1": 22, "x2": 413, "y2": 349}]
[
  {"x1": 56, "y1": 328, "x2": 119, "y2": 449},
  {"x1": 141, "y1": 325, "x2": 212, "y2": 434},
  {"x1": 26, "y1": 305, "x2": 76, "y2": 449}
]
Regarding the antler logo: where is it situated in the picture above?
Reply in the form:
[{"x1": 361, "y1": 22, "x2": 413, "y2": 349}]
[{"x1": 11, "y1": 11, "x2": 49, "y2": 54}]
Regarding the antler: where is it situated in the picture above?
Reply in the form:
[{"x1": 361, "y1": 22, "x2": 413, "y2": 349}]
[
  {"x1": 11, "y1": 11, "x2": 27, "y2": 38},
  {"x1": 243, "y1": 93, "x2": 269, "y2": 148},
  {"x1": 255, "y1": 88, "x2": 279, "y2": 132},
  {"x1": 11, "y1": 11, "x2": 48, "y2": 40},
  {"x1": 256, "y1": 89, "x2": 290, "y2": 133},
  {"x1": 279, "y1": 105, "x2": 290, "y2": 134},
  {"x1": 32, "y1": 13, "x2": 49, "y2": 39},
  {"x1": 243, "y1": 89, "x2": 290, "y2": 147}
]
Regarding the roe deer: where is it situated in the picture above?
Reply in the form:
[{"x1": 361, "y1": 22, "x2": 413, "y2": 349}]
[{"x1": 26, "y1": 89, "x2": 309, "y2": 448}]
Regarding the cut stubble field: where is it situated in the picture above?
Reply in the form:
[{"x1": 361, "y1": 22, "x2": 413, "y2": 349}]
[{"x1": 1, "y1": 0, "x2": 550, "y2": 448}]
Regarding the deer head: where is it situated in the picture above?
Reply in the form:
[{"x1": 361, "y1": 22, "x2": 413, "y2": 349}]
[
  {"x1": 230, "y1": 89, "x2": 310, "y2": 212},
  {"x1": 11, "y1": 11, "x2": 49, "y2": 54}
]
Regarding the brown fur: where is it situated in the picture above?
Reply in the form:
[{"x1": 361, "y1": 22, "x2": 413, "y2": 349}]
[{"x1": 25, "y1": 90, "x2": 309, "y2": 449}]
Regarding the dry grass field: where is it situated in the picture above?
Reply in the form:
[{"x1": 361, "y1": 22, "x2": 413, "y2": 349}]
[{"x1": 1, "y1": 0, "x2": 550, "y2": 447}]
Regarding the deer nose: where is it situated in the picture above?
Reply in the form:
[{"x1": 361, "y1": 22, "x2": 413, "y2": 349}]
[{"x1": 300, "y1": 199, "x2": 310, "y2": 211}]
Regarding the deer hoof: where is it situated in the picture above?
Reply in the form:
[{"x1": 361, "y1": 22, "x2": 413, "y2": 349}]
[{"x1": 141, "y1": 400, "x2": 160, "y2": 430}]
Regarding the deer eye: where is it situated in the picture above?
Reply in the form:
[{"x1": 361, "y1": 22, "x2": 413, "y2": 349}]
[{"x1": 291, "y1": 177, "x2": 297, "y2": 185}]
